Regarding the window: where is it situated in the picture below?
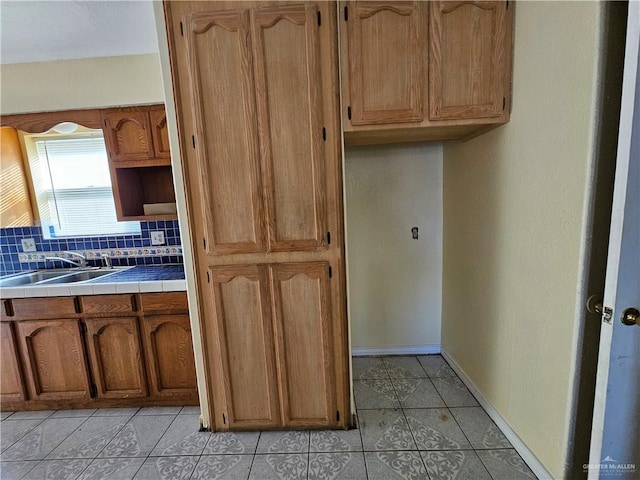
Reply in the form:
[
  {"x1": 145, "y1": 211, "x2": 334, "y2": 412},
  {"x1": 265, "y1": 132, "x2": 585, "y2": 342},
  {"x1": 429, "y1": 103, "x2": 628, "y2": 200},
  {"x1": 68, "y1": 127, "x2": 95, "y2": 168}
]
[{"x1": 25, "y1": 125, "x2": 140, "y2": 238}]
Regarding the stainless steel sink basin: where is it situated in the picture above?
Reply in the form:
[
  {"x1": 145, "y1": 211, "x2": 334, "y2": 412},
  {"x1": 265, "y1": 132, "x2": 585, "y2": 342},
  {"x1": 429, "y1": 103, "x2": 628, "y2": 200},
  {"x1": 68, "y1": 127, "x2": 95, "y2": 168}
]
[{"x1": 0, "y1": 268, "x2": 129, "y2": 287}]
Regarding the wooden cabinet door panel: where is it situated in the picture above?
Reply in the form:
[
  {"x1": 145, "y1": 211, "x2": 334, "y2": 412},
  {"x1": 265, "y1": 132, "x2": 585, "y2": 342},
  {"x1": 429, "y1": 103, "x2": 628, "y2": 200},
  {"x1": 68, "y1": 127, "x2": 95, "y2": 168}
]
[
  {"x1": 1, "y1": 323, "x2": 27, "y2": 403},
  {"x1": 0, "y1": 127, "x2": 34, "y2": 228},
  {"x1": 149, "y1": 108, "x2": 171, "y2": 159},
  {"x1": 103, "y1": 111, "x2": 154, "y2": 162},
  {"x1": 271, "y1": 262, "x2": 335, "y2": 427},
  {"x1": 209, "y1": 265, "x2": 280, "y2": 429},
  {"x1": 252, "y1": 4, "x2": 328, "y2": 252},
  {"x1": 86, "y1": 317, "x2": 147, "y2": 399},
  {"x1": 429, "y1": 1, "x2": 508, "y2": 120},
  {"x1": 347, "y1": 2, "x2": 424, "y2": 125},
  {"x1": 16, "y1": 320, "x2": 91, "y2": 401},
  {"x1": 141, "y1": 315, "x2": 197, "y2": 399},
  {"x1": 185, "y1": 10, "x2": 266, "y2": 255}
]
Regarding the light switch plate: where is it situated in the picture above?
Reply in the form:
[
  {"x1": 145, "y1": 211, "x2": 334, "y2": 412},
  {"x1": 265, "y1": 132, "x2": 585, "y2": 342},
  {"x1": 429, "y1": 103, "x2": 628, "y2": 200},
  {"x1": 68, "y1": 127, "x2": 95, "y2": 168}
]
[
  {"x1": 21, "y1": 238, "x2": 37, "y2": 252},
  {"x1": 150, "y1": 231, "x2": 165, "y2": 246}
]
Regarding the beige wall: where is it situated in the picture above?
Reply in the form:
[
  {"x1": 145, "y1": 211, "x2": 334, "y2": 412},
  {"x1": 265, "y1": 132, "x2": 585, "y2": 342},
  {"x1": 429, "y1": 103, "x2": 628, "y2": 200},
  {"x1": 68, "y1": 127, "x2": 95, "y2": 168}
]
[
  {"x1": 346, "y1": 143, "x2": 443, "y2": 352},
  {"x1": 442, "y1": 2, "x2": 602, "y2": 478},
  {"x1": 0, "y1": 54, "x2": 164, "y2": 114}
]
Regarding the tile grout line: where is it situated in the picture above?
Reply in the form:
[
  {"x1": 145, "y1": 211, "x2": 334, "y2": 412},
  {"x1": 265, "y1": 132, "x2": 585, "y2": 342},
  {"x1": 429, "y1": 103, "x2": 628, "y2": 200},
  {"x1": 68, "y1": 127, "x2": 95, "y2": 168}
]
[{"x1": 247, "y1": 431, "x2": 261, "y2": 480}]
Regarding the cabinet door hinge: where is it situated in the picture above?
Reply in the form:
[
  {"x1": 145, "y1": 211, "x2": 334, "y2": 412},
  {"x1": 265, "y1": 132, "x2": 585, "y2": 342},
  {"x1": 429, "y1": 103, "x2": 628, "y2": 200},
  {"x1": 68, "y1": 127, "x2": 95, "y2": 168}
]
[
  {"x1": 180, "y1": 21, "x2": 184, "y2": 36},
  {"x1": 503, "y1": 97, "x2": 506, "y2": 110},
  {"x1": 80, "y1": 321, "x2": 87, "y2": 334},
  {"x1": 506, "y1": 0, "x2": 509, "y2": 9},
  {"x1": 192, "y1": 135, "x2": 196, "y2": 148},
  {"x1": 336, "y1": 410, "x2": 340, "y2": 422},
  {"x1": 329, "y1": 266, "x2": 333, "y2": 278},
  {"x1": 222, "y1": 413, "x2": 227, "y2": 424},
  {"x1": 206, "y1": 271, "x2": 210, "y2": 283},
  {"x1": 322, "y1": 127, "x2": 327, "y2": 141},
  {"x1": 327, "y1": 231, "x2": 331, "y2": 244},
  {"x1": 347, "y1": 106, "x2": 352, "y2": 120},
  {"x1": 90, "y1": 384, "x2": 97, "y2": 397},
  {"x1": 203, "y1": 238, "x2": 206, "y2": 250},
  {"x1": 344, "y1": 6, "x2": 348, "y2": 21},
  {"x1": 317, "y1": 11, "x2": 321, "y2": 26}
]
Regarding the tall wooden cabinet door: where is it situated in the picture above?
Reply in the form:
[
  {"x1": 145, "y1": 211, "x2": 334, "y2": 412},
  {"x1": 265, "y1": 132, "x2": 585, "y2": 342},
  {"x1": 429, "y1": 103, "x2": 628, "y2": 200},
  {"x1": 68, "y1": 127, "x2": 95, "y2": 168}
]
[
  {"x1": 140, "y1": 314, "x2": 198, "y2": 400},
  {"x1": 16, "y1": 320, "x2": 92, "y2": 402},
  {"x1": 0, "y1": 323, "x2": 27, "y2": 403},
  {"x1": 102, "y1": 111, "x2": 154, "y2": 162},
  {"x1": 271, "y1": 262, "x2": 336, "y2": 427},
  {"x1": 251, "y1": 4, "x2": 328, "y2": 252},
  {"x1": 149, "y1": 108, "x2": 171, "y2": 159},
  {"x1": 185, "y1": 10, "x2": 266, "y2": 255},
  {"x1": 85, "y1": 317, "x2": 147, "y2": 399},
  {"x1": 346, "y1": 2, "x2": 424, "y2": 125},
  {"x1": 429, "y1": 1, "x2": 510, "y2": 120},
  {"x1": 208, "y1": 265, "x2": 280, "y2": 429},
  {"x1": 0, "y1": 127, "x2": 34, "y2": 228}
]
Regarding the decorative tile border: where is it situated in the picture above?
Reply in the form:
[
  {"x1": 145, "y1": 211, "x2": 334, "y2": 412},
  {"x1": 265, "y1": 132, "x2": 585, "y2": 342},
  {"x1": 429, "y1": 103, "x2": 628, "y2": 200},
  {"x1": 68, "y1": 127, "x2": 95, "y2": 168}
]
[{"x1": 18, "y1": 247, "x2": 183, "y2": 263}]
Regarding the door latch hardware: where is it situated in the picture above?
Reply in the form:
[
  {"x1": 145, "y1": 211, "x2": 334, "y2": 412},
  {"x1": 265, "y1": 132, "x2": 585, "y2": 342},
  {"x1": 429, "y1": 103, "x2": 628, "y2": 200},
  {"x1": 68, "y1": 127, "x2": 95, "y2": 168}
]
[
  {"x1": 621, "y1": 307, "x2": 639, "y2": 326},
  {"x1": 586, "y1": 295, "x2": 613, "y2": 324}
]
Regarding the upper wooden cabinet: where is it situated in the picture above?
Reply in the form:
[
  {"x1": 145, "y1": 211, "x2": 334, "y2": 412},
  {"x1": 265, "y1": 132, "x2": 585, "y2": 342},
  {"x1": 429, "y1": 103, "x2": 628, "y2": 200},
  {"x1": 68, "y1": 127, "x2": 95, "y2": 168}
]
[
  {"x1": 340, "y1": 0, "x2": 514, "y2": 144},
  {"x1": 102, "y1": 107, "x2": 170, "y2": 162},
  {"x1": 0, "y1": 127, "x2": 34, "y2": 228}
]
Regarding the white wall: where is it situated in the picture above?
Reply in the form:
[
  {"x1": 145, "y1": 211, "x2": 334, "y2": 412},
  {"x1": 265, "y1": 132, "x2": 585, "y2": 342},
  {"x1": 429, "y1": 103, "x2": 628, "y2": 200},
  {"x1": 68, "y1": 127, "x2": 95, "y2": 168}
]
[
  {"x1": 0, "y1": 54, "x2": 164, "y2": 114},
  {"x1": 345, "y1": 143, "x2": 442, "y2": 353},
  {"x1": 442, "y1": 2, "x2": 603, "y2": 478}
]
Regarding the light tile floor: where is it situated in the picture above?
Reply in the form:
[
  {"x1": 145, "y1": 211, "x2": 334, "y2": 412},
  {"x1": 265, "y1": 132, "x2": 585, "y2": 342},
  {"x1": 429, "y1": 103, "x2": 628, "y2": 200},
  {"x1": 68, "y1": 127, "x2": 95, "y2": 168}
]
[{"x1": 0, "y1": 355, "x2": 538, "y2": 480}]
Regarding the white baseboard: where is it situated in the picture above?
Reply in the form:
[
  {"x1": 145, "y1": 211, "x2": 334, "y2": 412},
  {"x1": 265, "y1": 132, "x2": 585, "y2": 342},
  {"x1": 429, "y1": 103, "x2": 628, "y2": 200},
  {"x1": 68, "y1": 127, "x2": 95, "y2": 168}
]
[
  {"x1": 441, "y1": 350, "x2": 554, "y2": 480},
  {"x1": 351, "y1": 344, "x2": 441, "y2": 356}
]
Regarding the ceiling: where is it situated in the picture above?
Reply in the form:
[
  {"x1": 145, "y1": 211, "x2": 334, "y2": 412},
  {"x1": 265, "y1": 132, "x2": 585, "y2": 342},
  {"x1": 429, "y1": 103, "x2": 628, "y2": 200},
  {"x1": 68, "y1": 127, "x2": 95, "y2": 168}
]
[{"x1": 0, "y1": 1, "x2": 159, "y2": 65}]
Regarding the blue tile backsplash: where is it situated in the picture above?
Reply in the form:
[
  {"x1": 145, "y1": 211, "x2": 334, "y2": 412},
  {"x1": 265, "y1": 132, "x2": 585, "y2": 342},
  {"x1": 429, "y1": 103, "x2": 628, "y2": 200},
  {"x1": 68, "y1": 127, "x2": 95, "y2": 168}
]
[{"x1": 0, "y1": 220, "x2": 183, "y2": 276}]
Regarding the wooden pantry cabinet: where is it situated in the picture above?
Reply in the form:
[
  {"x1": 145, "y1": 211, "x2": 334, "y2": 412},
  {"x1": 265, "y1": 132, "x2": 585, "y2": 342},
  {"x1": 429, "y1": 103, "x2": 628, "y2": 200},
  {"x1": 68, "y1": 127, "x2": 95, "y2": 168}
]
[
  {"x1": 165, "y1": 1, "x2": 349, "y2": 431},
  {"x1": 340, "y1": 0, "x2": 514, "y2": 144},
  {"x1": 0, "y1": 292, "x2": 198, "y2": 411}
]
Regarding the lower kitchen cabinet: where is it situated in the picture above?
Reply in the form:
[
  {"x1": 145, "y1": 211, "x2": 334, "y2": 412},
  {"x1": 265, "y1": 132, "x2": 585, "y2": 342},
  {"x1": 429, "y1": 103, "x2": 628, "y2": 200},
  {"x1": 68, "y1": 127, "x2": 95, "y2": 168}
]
[
  {"x1": 0, "y1": 292, "x2": 198, "y2": 411},
  {"x1": 15, "y1": 319, "x2": 92, "y2": 402},
  {"x1": 141, "y1": 314, "x2": 198, "y2": 400},
  {"x1": 85, "y1": 317, "x2": 147, "y2": 399}
]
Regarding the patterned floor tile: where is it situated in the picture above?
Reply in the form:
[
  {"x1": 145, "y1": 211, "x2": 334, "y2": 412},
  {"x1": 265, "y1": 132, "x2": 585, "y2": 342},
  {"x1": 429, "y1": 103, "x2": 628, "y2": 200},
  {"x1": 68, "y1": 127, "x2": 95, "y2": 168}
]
[
  {"x1": 249, "y1": 454, "x2": 307, "y2": 480},
  {"x1": 392, "y1": 378, "x2": 446, "y2": 408},
  {"x1": 421, "y1": 450, "x2": 492, "y2": 480},
  {"x1": 1, "y1": 419, "x2": 43, "y2": 453},
  {"x1": 352, "y1": 357, "x2": 388, "y2": 380},
  {"x1": 383, "y1": 357, "x2": 428, "y2": 378},
  {"x1": 23, "y1": 459, "x2": 91, "y2": 480},
  {"x1": 50, "y1": 409, "x2": 97, "y2": 418},
  {"x1": 431, "y1": 377, "x2": 479, "y2": 407},
  {"x1": 149, "y1": 415, "x2": 209, "y2": 456},
  {"x1": 7, "y1": 411, "x2": 55, "y2": 421},
  {"x1": 256, "y1": 431, "x2": 309, "y2": 454},
  {"x1": 191, "y1": 455, "x2": 252, "y2": 480},
  {"x1": 365, "y1": 451, "x2": 427, "y2": 480},
  {"x1": 310, "y1": 429, "x2": 363, "y2": 452},
  {"x1": 354, "y1": 379, "x2": 400, "y2": 409},
  {"x1": 309, "y1": 452, "x2": 366, "y2": 480},
  {"x1": 0, "y1": 461, "x2": 38, "y2": 480},
  {"x1": 358, "y1": 409, "x2": 416, "y2": 451},
  {"x1": 1, "y1": 412, "x2": 14, "y2": 421},
  {"x1": 404, "y1": 409, "x2": 471, "y2": 451},
  {"x1": 100, "y1": 415, "x2": 175, "y2": 458},
  {"x1": 135, "y1": 407, "x2": 182, "y2": 416},
  {"x1": 132, "y1": 456, "x2": 198, "y2": 480},
  {"x1": 450, "y1": 407, "x2": 512, "y2": 449},
  {"x1": 78, "y1": 457, "x2": 145, "y2": 480},
  {"x1": 92, "y1": 408, "x2": 140, "y2": 417},
  {"x1": 203, "y1": 432, "x2": 259, "y2": 455},
  {"x1": 46, "y1": 416, "x2": 129, "y2": 459},
  {"x1": 2, "y1": 417, "x2": 86, "y2": 461},
  {"x1": 417, "y1": 355, "x2": 457, "y2": 378},
  {"x1": 476, "y1": 449, "x2": 537, "y2": 480}
]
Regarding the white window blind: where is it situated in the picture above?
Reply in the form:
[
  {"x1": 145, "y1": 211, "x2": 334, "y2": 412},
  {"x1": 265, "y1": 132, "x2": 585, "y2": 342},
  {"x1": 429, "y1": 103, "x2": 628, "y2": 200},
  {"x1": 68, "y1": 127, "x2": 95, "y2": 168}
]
[{"x1": 29, "y1": 134, "x2": 140, "y2": 238}]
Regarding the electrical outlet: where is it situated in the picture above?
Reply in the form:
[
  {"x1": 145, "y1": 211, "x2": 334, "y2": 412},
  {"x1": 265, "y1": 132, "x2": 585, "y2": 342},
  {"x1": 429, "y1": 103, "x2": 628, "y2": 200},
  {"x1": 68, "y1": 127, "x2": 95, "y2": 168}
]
[
  {"x1": 21, "y1": 238, "x2": 37, "y2": 252},
  {"x1": 150, "y1": 231, "x2": 165, "y2": 246}
]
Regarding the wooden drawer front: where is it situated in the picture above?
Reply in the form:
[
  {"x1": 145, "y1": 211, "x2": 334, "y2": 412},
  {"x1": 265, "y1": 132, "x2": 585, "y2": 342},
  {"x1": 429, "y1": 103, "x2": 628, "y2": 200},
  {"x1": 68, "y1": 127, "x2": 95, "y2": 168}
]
[
  {"x1": 81, "y1": 295, "x2": 136, "y2": 315},
  {"x1": 12, "y1": 297, "x2": 77, "y2": 319},
  {"x1": 140, "y1": 292, "x2": 188, "y2": 312}
]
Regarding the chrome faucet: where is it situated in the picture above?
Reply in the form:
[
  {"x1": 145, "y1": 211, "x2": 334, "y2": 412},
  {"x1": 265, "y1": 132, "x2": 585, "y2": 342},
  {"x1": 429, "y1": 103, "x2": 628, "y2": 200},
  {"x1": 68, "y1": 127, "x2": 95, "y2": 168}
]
[
  {"x1": 44, "y1": 251, "x2": 87, "y2": 268},
  {"x1": 101, "y1": 253, "x2": 113, "y2": 269}
]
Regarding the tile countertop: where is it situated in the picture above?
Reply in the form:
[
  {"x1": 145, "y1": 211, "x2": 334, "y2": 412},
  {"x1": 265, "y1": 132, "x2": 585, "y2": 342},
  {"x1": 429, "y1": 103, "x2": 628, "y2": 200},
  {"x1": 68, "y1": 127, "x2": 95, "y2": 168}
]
[{"x1": 0, "y1": 265, "x2": 187, "y2": 299}]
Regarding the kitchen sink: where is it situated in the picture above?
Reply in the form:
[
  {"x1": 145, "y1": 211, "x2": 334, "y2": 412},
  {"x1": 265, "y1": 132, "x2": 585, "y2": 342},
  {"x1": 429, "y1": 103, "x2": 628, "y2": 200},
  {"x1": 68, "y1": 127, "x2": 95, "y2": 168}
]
[{"x1": 0, "y1": 267, "x2": 129, "y2": 287}]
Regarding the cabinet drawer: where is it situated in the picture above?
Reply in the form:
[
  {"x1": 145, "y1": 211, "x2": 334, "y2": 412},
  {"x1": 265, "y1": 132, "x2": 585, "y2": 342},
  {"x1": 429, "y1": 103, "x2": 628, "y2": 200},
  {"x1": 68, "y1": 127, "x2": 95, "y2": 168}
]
[
  {"x1": 81, "y1": 294, "x2": 136, "y2": 315},
  {"x1": 11, "y1": 297, "x2": 77, "y2": 319},
  {"x1": 140, "y1": 292, "x2": 188, "y2": 312}
]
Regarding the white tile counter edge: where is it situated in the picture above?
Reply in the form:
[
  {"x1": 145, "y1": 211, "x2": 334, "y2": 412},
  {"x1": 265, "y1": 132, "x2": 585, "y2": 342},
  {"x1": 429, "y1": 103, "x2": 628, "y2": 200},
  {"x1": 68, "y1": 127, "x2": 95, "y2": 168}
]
[{"x1": 0, "y1": 279, "x2": 187, "y2": 298}]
